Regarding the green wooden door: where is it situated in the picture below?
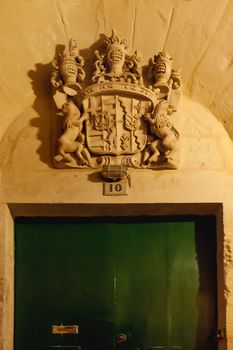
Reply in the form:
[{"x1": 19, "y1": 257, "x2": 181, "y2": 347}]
[{"x1": 15, "y1": 218, "x2": 217, "y2": 350}]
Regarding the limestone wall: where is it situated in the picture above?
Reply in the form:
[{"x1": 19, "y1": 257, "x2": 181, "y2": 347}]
[
  {"x1": 1, "y1": 0, "x2": 233, "y2": 140},
  {"x1": 1, "y1": 89, "x2": 233, "y2": 349},
  {"x1": 0, "y1": 95, "x2": 233, "y2": 205},
  {"x1": 1, "y1": 1, "x2": 233, "y2": 349}
]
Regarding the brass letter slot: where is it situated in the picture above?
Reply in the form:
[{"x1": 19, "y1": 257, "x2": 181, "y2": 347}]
[{"x1": 52, "y1": 325, "x2": 79, "y2": 334}]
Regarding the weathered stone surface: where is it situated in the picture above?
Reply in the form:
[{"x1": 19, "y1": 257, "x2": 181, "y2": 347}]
[
  {"x1": 0, "y1": 205, "x2": 14, "y2": 350},
  {"x1": 0, "y1": 95, "x2": 233, "y2": 206},
  {"x1": 1, "y1": 2, "x2": 233, "y2": 349},
  {"x1": 187, "y1": 0, "x2": 233, "y2": 140},
  {"x1": 0, "y1": 0, "x2": 233, "y2": 140}
]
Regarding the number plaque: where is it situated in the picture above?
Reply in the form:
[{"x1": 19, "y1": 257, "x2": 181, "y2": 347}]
[{"x1": 103, "y1": 179, "x2": 128, "y2": 196}]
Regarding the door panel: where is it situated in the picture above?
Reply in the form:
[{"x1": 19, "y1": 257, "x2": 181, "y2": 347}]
[{"x1": 15, "y1": 219, "x2": 217, "y2": 350}]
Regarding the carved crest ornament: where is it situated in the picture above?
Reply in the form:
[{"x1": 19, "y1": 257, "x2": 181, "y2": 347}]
[{"x1": 51, "y1": 31, "x2": 182, "y2": 185}]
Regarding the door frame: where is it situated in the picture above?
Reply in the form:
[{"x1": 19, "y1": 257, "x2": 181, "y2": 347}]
[{"x1": 0, "y1": 202, "x2": 225, "y2": 350}]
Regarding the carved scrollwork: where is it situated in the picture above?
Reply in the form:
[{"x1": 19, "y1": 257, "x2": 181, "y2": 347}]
[
  {"x1": 51, "y1": 39, "x2": 85, "y2": 96},
  {"x1": 51, "y1": 30, "x2": 182, "y2": 173},
  {"x1": 92, "y1": 30, "x2": 143, "y2": 85},
  {"x1": 148, "y1": 51, "x2": 182, "y2": 97}
]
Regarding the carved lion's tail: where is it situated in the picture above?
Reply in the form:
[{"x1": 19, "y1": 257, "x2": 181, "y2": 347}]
[{"x1": 171, "y1": 126, "x2": 180, "y2": 139}]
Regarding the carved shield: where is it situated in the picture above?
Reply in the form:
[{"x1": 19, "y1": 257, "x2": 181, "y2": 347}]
[{"x1": 83, "y1": 94, "x2": 150, "y2": 155}]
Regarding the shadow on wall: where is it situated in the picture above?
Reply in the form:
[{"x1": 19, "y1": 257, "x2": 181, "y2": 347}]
[
  {"x1": 28, "y1": 44, "x2": 65, "y2": 168},
  {"x1": 27, "y1": 36, "x2": 106, "y2": 168}
]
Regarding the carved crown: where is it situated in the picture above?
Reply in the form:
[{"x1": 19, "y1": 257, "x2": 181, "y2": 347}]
[
  {"x1": 105, "y1": 29, "x2": 127, "y2": 51},
  {"x1": 153, "y1": 51, "x2": 172, "y2": 64},
  {"x1": 51, "y1": 31, "x2": 182, "y2": 174}
]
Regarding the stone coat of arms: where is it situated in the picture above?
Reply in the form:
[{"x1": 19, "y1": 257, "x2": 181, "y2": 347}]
[{"x1": 51, "y1": 30, "x2": 182, "y2": 179}]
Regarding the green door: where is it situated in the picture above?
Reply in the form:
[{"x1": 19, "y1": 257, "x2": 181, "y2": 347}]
[{"x1": 15, "y1": 218, "x2": 217, "y2": 350}]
